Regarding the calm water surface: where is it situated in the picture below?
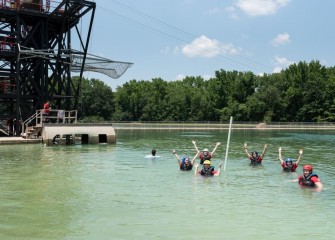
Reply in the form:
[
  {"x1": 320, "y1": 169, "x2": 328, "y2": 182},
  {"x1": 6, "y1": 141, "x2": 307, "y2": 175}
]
[{"x1": 1, "y1": 129, "x2": 335, "y2": 240}]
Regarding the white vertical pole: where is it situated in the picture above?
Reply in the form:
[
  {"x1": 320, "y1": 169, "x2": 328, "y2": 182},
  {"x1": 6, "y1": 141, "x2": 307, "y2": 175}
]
[{"x1": 224, "y1": 116, "x2": 233, "y2": 171}]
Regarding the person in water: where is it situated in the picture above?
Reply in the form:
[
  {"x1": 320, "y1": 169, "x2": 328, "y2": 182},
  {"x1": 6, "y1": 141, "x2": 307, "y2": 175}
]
[
  {"x1": 279, "y1": 146, "x2": 303, "y2": 172},
  {"x1": 151, "y1": 149, "x2": 156, "y2": 156},
  {"x1": 244, "y1": 143, "x2": 267, "y2": 165},
  {"x1": 145, "y1": 149, "x2": 160, "y2": 158},
  {"x1": 194, "y1": 160, "x2": 222, "y2": 176},
  {"x1": 172, "y1": 150, "x2": 198, "y2": 171},
  {"x1": 192, "y1": 140, "x2": 221, "y2": 164},
  {"x1": 292, "y1": 164, "x2": 323, "y2": 191}
]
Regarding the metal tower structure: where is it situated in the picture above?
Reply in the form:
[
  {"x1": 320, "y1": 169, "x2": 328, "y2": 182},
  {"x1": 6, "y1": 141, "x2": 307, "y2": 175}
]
[{"x1": 0, "y1": 0, "x2": 132, "y2": 136}]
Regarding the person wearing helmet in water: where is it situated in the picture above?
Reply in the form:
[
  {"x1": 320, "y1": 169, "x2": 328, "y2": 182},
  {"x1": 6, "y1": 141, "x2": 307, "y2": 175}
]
[
  {"x1": 172, "y1": 150, "x2": 198, "y2": 171},
  {"x1": 244, "y1": 143, "x2": 267, "y2": 165},
  {"x1": 194, "y1": 160, "x2": 222, "y2": 176},
  {"x1": 192, "y1": 140, "x2": 221, "y2": 164},
  {"x1": 292, "y1": 164, "x2": 323, "y2": 191},
  {"x1": 278, "y1": 146, "x2": 303, "y2": 172}
]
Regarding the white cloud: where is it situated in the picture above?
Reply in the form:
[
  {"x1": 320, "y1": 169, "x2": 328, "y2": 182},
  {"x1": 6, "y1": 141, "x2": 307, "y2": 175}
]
[
  {"x1": 272, "y1": 66, "x2": 282, "y2": 73},
  {"x1": 271, "y1": 32, "x2": 290, "y2": 46},
  {"x1": 235, "y1": 0, "x2": 290, "y2": 17},
  {"x1": 319, "y1": 58, "x2": 328, "y2": 66},
  {"x1": 204, "y1": 7, "x2": 220, "y2": 15},
  {"x1": 176, "y1": 74, "x2": 185, "y2": 80},
  {"x1": 272, "y1": 56, "x2": 294, "y2": 72},
  {"x1": 182, "y1": 35, "x2": 240, "y2": 58},
  {"x1": 160, "y1": 46, "x2": 181, "y2": 55},
  {"x1": 225, "y1": 6, "x2": 239, "y2": 20},
  {"x1": 202, "y1": 74, "x2": 212, "y2": 80},
  {"x1": 160, "y1": 46, "x2": 170, "y2": 54}
]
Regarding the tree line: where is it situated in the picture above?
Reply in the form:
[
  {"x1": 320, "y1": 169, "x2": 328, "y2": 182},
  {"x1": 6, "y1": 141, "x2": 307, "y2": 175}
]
[{"x1": 77, "y1": 60, "x2": 335, "y2": 122}]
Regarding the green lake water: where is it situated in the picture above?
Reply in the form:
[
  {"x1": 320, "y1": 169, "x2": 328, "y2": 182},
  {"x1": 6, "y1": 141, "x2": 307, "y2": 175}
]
[{"x1": 1, "y1": 129, "x2": 334, "y2": 240}]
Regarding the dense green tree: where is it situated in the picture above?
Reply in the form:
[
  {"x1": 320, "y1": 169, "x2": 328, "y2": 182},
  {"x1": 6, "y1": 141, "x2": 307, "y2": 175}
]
[
  {"x1": 168, "y1": 82, "x2": 188, "y2": 120},
  {"x1": 164, "y1": 77, "x2": 205, "y2": 121},
  {"x1": 113, "y1": 80, "x2": 147, "y2": 121},
  {"x1": 323, "y1": 66, "x2": 335, "y2": 121},
  {"x1": 141, "y1": 78, "x2": 168, "y2": 121},
  {"x1": 75, "y1": 60, "x2": 335, "y2": 123},
  {"x1": 77, "y1": 78, "x2": 114, "y2": 121}
]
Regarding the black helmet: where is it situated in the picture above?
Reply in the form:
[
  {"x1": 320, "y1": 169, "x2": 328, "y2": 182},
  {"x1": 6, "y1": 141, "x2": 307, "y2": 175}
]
[{"x1": 285, "y1": 158, "x2": 293, "y2": 165}]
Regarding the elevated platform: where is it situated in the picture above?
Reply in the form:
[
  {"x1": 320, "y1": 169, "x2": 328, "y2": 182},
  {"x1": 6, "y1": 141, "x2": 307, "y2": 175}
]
[
  {"x1": 19, "y1": 109, "x2": 116, "y2": 146},
  {"x1": 42, "y1": 123, "x2": 116, "y2": 146}
]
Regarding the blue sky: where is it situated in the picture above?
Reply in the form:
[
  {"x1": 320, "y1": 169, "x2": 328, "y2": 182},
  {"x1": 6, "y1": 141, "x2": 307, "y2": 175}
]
[{"x1": 79, "y1": 0, "x2": 335, "y2": 90}]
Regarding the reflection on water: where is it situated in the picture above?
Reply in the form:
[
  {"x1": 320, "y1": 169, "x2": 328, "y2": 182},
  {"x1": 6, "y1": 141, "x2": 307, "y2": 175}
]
[{"x1": 1, "y1": 129, "x2": 335, "y2": 239}]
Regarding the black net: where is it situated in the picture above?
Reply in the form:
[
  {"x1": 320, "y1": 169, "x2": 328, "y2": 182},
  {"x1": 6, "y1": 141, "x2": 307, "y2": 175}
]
[
  {"x1": 71, "y1": 52, "x2": 133, "y2": 79},
  {"x1": 18, "y1": 46, "x2": 133, "y2": 79}
]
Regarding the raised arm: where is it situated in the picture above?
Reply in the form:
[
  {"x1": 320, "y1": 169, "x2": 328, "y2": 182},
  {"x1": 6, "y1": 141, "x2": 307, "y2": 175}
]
[
  {"x1": 295, "y1": 149, "x2": 303, "y2": 165},
  {"x1": 194, "y1": 163, "x2": 200, "y2": 175},
  {"x1": 211, "y1": 142, "x2": 221, "y2": 156},
  {"x1": 192, "y1": 140, "x2": 200, "y2": 153},
  {"x1": 172, "y1": 150, "x2": 181, "y2": 166},
  {"x1": 260, "y1": 144, "x2": 267, "y2": 158},
  {"x1": 278, "y1": 146, "x2": 284, "y2": 164},
  {"x1": 244, "y1": 143, "x2": 251, "y2": 158},
  {"x1": 214, "y1": 162, "x2": 223, "y2": 176},
  {"x1": 191, "y1": 152, "x2": 199, "y2": 165}
]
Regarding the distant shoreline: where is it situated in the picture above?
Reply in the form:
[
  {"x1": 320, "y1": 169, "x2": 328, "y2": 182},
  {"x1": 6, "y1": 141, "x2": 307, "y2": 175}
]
[
  {"x1": 1, "y1": 122, "x2": 334, "y2": 145},
  {"x1": 111, "y1": 122, "x2": 335, "y2": 130}
]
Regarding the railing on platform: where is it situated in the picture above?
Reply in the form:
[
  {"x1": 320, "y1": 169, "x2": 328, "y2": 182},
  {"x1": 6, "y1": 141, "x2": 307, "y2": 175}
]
[
  {"x1": 0, "y1": 1, "x2": 65, "y2": 53},
  {"x1": 0, "y1": 119, "x2": 10, "y2": 135},
  {"x1": 0, "y1": 0, "x2": 63, "y2": 13},
  {"x1": 21, "y1": 109, "x2": 77, "y2": 135}
]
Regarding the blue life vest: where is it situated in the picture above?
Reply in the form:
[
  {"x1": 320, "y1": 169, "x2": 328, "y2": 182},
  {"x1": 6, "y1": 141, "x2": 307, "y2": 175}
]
[
  {"x1": 180, "y1": 162, "x2": 193, "y2": 171},
  {"x1": 200, "y1": 166, "x2": 215, "y2": 176},
  {"x1": 299, "y1": 173, "x2": 318, "y2": 187},
  {"x1": 180, "y1": 157, "x2": 192, "y2": 171}
]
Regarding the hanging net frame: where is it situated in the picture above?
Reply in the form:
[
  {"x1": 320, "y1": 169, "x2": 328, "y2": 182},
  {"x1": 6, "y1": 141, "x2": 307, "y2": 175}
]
[
  {"x1": 17, "y1": 45, "x2": 133, "y2": 79},
  {"x1": 70, "y1": 50, "x2": 133, "y2": 79}
]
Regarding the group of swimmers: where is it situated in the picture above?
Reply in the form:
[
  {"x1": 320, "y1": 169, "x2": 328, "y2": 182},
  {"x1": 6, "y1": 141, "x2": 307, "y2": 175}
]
[
  {"x1": 171, "y1": 141, "x2": 323, "y2": 191},
  {"x1": 172, "y1": 141, "x2": 222, "y2": 176}
]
